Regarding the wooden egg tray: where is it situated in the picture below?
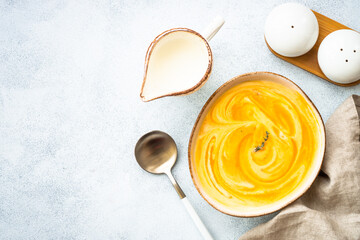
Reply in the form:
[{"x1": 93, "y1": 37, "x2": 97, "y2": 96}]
[{"x1": 266, "y1": 10, "x2": 360, "y2": 87}]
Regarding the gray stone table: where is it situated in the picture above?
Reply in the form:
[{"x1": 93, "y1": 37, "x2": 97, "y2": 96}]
[{"x1": 0, "y1": 0, "x2": 359, "y2": 239}]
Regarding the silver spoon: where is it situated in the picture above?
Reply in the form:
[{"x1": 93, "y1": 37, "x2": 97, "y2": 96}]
[{"x1": 135, "y1": 130, "x2": 214, "y2": 240}]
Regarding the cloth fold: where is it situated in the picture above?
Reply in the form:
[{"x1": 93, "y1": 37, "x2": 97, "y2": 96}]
[{"x1": 240, "y1": 95, "x2": 360, "y2": 240}]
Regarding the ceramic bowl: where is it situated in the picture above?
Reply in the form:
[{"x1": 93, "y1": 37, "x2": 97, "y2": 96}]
[{"x1": 188, "y1": 72, "x2": 326, "y2": 217}]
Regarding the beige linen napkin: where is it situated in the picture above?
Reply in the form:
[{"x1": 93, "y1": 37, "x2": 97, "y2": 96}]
[{"x1": 240, "y1": 95, "x2": 360, "y2": 240}]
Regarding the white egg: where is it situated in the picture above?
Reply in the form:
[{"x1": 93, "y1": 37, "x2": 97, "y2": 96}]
[
  {"x1": 318, "y1": 29, "x2": 360, "y2": 84},
  {"x1": 265, "y1": 3, "x2": 319, "y2": 57}
]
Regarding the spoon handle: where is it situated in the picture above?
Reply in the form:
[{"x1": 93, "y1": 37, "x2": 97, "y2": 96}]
[
  {"x1": 166, "y1": 172, "x2": 214, "y2": 240},
  {"x1": 166, "y1": 171, "x2": 186, "y2": 198},
  {"x1": 181, "y1": 197, "x2": 214, "y2": 240}
]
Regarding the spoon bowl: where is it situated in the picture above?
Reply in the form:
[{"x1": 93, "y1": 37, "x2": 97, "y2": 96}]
[{"x1": 135, "y1": 131, "x2": 177, "y2": 174}]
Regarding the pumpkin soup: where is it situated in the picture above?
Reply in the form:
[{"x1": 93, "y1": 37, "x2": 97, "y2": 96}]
[{"x1": 193, "y1": 80, "x2": 322, "y2": 211}]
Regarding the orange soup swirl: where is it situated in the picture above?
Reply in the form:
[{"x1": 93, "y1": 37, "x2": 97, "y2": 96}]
[{"x1": 193, "y1": 80, "x2": 322, "y2": 211}]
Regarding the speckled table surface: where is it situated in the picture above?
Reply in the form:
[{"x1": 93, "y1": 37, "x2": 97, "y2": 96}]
[{"x1": 0, "y1": 0, "x2": 359, "y2": 239}]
